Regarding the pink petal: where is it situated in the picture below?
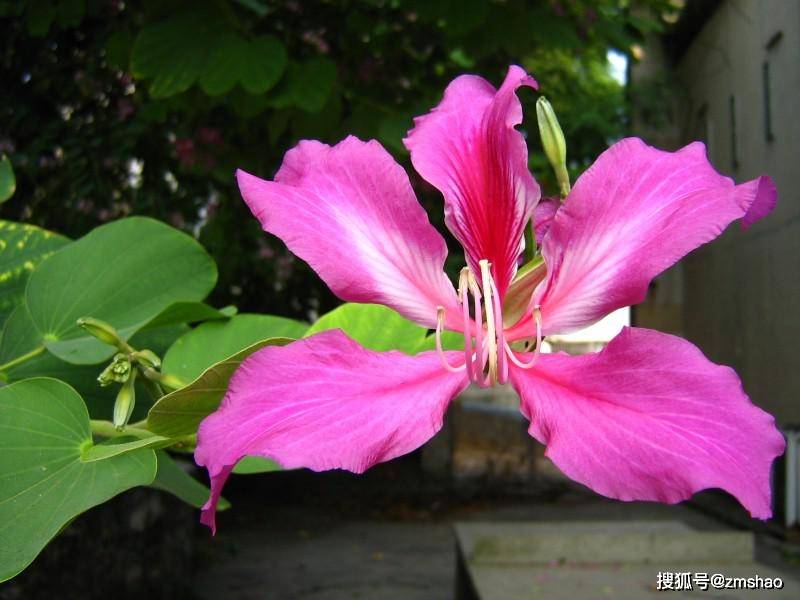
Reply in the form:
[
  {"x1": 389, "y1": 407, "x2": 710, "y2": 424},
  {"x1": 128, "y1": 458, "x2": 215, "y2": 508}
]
[
  {"x1": 404, "y1": 65, "x2": 540, "y2": 296},
  {"x1": 509, "y1": 138, "x2": 777, "y2": 338},
  {"x1": 534, "y1": 196, "x2": 561, "y2": 245},
  {"x1": 194, "y1": 330, "x2": 469, "y2": 531},
  {"x1": 199, "y1": 465, "x2": 232, "y2": 534},
  {"x1": 510, "y1": 327, "x2": 784, "y2": 519},
  {"x1": 237, "y1": 136, "x2": 461, "y2": 330},
  {"x1": 741, "y1": 173, "x2": 777, "y2": 230}
]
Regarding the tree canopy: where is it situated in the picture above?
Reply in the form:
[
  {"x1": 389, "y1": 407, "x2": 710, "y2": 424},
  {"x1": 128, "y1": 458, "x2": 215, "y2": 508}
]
[{"x1": 0, "y1": 0, "x2": 674, "y2": 318}]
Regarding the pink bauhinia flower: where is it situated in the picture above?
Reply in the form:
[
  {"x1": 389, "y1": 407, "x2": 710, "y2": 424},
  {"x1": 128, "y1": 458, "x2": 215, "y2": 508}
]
[{"x1": 195, "y1": 66, "x2": 784, "y2": 532}]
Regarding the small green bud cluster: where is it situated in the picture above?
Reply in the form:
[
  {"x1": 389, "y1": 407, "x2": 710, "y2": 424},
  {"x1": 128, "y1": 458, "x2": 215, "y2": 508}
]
[
  {"x1": 97, "y1": 353, "x2": 132, "y2": 387},
  {"x1": 79, "y1": 316, "x2": 183, "y2": 431}
]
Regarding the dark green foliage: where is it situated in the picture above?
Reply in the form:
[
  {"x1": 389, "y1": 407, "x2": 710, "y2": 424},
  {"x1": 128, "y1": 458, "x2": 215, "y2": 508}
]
[{"x1": 0, "y1": 0, "x2": 672, "y2": 320}]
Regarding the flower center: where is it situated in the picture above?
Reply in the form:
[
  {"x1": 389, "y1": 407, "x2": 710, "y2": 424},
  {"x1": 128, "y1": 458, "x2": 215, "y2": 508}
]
[{"x1": 435, "y1": 260, "x2": 543, "y2": 387}]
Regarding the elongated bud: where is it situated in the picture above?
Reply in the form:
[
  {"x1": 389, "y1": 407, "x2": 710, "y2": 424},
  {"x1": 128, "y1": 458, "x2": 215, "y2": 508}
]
[
  {"x1": 113, "y1": 371, "x2": 136, "y2": 431},
  {"x1": 77, "y1": 317, "x2": 126, "y2": 349},
  {"x1": 98, "y1": 353, "x2": 132, "y2": 387},
  {"x1": 536, "y1": 96, "x2": 570, "y2": 198},
  {"x1": 133, "y1": 349, "x2": 161, "y2": 369}
]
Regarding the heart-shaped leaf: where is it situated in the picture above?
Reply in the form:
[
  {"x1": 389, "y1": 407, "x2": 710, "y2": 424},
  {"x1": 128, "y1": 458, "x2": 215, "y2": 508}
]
[
  {"x1": 148, "y1": 337, "x2": 293, "y2": 438},
  {"x1": 24, "y1": 217, "x2": 216, "y2": 365},
  {"x1": 306, "y1": 303, "x2": 427, "y2": 354},
  {"x1": 0, "y1": 378, "x2": 157, "y2": 582},
  {"x1": 162, "y1": 314, "x2": 306, "y2": 382},
  {"x1": 0, "y1": 221, "x2": 69, "y2": 326}
]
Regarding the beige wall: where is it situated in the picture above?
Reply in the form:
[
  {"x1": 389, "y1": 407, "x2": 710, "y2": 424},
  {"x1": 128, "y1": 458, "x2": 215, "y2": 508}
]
[{"x1": 635, "y1": 0, "x2": 800, "y2": 425}]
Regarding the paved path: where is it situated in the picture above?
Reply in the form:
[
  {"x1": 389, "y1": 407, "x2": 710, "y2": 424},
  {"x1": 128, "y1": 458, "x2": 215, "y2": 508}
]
[{"x1": 191, "y1": 467, "x2": 800, "y2": 599}]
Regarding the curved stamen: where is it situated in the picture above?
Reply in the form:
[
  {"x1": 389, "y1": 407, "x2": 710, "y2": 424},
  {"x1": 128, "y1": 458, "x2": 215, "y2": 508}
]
[
  {"x1": 436, "y1": 307, "x2": 467, "y2": 373},
  {"x1": 504, "y1": 305, "x2": 543, "y2": 369},
  {"x1": 458, "y1": 269, "x2": 475, "y2": 382},
  {"x1": 466, "y1": 269, "x2": 485, "y2": 382},
  {"x1": 479, "y1": 260, "x2": 498, "y2": 386}
]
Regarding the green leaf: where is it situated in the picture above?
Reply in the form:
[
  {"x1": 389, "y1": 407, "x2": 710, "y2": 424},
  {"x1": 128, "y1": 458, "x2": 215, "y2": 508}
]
[
  {"x1": 0, "y1": 305, "x2": 102, "y2": 403},
  {"x1": 306, "y1": 303, "x2": 427, "y2": 354},
  {"x1": 415, "y1": 329, "x2": 463, "y2": 352},
  {"x1": 0, "y1": 221, "x2": 69, "y2": 326},
  {"x1": 240, "y1": 35, "x2": 287, "y2": 95},
  {"x1": 233, "y1": 455, "x2": 281, "y2": 474},
  {"x1": 0, "y1": 378, "x2": 156, "y2": 582},
  {"x1": 199, "y1": 33, "x2": 248, "y2": 96},
  {"x1": 142, "y1": 302, "x2": 236, "y2": 331},
  {"x1": 203, "y1": 34, "x2": 287, "y2": 97},
  {"x1": 131, "y1": 15, "x2": 211, "y2": 98},
  {"x1": 150, "y1": 450, "x2": 229, "y2": 510},
  {"x1": 289, "y1": 57, "x2": 337, "y2": 113},
  {"x1": 81, "y1": 435, "x2": 172, "y2": 462},
  {"x1": 24, "y1": 217, "x2": 217, "y2": 365},
  {"x1": 0, "y1": 304, "x2": 43, "y2": 375},
  {"x1": 0, "y1": 155, "x2": 15, "y2": 203},
  {"x1": 148, "y1": 337, "x2": 292, "y2": 438},
  {"x1": 162, "y1": 313, "x2": 306, "y2": 382}
]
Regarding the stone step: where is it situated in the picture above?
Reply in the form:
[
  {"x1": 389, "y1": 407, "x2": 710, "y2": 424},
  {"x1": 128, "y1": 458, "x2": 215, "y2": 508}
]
[
  {"x1": 456, "y1": 521, "x2": 753, "y2": 565},
  {"x1": 455, "y1": 521, "x2": 800, "y2": 599}
]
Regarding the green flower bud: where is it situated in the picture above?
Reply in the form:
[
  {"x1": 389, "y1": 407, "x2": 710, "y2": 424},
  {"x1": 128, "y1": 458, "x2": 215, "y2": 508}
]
[
  {"x1": 536, "y1": 96, "x2": 571, "y2": 198},
  {"x1": 113, "y1": 371, "x2": 136, "y2": 431},
  {"x1": 133, "y1": 349, "x2": 161, "y2": 369},
  {"x1": 97, "y1": 353, "x2": 132, "y2": 387},
  {"x1": 77, "y1": 317, "x2": 125, "y2": 349}
]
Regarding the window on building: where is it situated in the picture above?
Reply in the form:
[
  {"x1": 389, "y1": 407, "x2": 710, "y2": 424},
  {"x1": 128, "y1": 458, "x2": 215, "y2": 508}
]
[
  {"x1": 763, "y1": 30, "x2": 783, "y2": 143},
  {"x1": 728, "y1": 95, "x2": 739, "y2": 171}
]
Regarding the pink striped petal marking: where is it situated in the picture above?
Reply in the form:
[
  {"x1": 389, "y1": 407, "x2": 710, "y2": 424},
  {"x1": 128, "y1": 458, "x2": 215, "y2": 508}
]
[
  {"x1": 195, "y1": 330, "x2": 469, "y2": 532},
  {"x1": 237, "y1": 136, "x2": 461, "y2": 330},
  {"x1": 405, "y1": 65, "x2": 540, "y2": 297},
  {"x1": 510, "y1": 327, "x2": 784, "y2": 519}
]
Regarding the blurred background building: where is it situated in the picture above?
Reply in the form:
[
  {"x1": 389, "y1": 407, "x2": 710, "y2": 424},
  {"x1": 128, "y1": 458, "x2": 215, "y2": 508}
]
[{"x1": 631, "y1": 0, "x2": 800, "y2": 526}]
